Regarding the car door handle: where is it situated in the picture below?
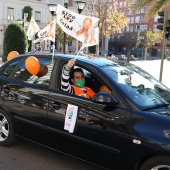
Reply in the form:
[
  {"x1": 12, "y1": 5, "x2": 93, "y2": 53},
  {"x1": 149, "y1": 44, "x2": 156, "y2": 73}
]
[
  {"x1": 3, "y1": 86, "x2": 10, "y2": 93},
  {"x1": 52, "y1": 102, "x2": 61, "y2": 110}
]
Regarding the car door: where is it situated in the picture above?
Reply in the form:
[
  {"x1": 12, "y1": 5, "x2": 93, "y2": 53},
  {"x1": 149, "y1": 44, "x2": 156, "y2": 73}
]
[
  {"x1": 47, "y1": 59, "x2": 131, "y2": 170},
  {"x1": 0, "y1": 56, "x2": 54, "y2": 145}
]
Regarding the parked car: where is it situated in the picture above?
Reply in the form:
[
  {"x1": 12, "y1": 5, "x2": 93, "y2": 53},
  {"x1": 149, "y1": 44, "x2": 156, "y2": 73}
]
[
  {"x1": 115, "y1": 54, "x2": 127, "y2": 60},
  {"x1": 108, "y1": 51, "x2": 114, "y2": 56},
  {"x1": 129, "y1": 55, "x2": 138, "y2": 61},
  {"x1": 0, "y1": 53, "x2": 170, "y2": 170}
]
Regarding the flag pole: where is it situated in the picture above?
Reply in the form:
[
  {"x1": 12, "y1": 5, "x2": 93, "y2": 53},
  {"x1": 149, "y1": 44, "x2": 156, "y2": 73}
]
[
  {"x1": 51, "y1": 44, "x2": 55, "y2": 65},
  {"x1": 74, "y1": 45, "x2": 84, "y2": 60}
]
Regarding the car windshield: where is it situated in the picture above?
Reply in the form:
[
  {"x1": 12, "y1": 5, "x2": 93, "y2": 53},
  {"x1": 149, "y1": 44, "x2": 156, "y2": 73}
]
[{"x1": 101, "y1": 63, "x2": 170, "y2": 110}]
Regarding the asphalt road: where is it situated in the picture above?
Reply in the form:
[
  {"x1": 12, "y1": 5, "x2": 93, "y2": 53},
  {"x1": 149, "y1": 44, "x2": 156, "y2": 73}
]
[{"x1": 0, "y1": 137, "x2": 103, "y2": 170}]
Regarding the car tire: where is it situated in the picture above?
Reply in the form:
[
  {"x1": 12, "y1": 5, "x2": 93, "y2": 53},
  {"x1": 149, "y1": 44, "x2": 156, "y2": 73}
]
[
  {"x1": 0, "y1": 110, "x2": 15, "y2": 146},
  {"x1": 140, "y1": 155, "x2": 170, "y2": 170}
]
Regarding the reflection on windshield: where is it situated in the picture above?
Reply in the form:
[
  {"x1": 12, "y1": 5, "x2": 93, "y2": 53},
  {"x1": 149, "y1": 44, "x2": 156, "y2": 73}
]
[{"x1": 102, "y1": 63, "x2": 170, "y2": 109}]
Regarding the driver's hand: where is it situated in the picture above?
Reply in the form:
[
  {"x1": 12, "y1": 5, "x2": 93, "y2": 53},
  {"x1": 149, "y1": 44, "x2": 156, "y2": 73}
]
[{"x1": 66, "y1": 59, "x2": 76, "y2": 71}]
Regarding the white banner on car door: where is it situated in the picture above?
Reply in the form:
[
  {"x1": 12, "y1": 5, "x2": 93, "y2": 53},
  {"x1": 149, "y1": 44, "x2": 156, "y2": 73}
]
[{"x1": 64, "y1": 104, "x2": 78, "y2": 133}]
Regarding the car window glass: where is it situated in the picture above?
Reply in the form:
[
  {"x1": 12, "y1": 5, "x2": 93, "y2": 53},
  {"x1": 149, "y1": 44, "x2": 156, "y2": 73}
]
[
  {"x1": 2, "y1": 59, "x2": 22, "y2": 76},
  {"x1": 14, "y1": 58, "x2": 54, "y2": 88},
  {"x1": 102, "y1": 63, "x2": 170, "y2": 109}
]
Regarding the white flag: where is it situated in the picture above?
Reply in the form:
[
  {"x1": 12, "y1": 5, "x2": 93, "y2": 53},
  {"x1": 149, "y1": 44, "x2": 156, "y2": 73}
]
[
  {"x1": 33, "y1": 19, "x2": 56, "y2": 43},
  {"x1": 64, "y1": 104, "x2": 78, "y2": 133},
  {"x1": 56, "y1": 4, "x2": 99, "y2": 43},
  {"x1": 26, "y1": 17, "x2": 40, "y2": 40},
  {"x1": 82, "y1": 27, "x2": 99, "y2": 48}
]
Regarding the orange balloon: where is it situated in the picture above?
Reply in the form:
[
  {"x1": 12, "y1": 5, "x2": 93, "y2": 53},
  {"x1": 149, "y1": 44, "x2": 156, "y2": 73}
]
[
  {"x1": 7, "y1": 51, "x2": 19, "y2": 61},
  {"x1": 36, "y1": 64, "x2": 48, "y2": 77},
  {"x1": 25, "y1": 56, "x2": 40, "y2": 75}
]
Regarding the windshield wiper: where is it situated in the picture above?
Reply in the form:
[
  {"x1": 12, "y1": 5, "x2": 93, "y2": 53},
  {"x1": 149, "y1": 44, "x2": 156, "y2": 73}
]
[{"x1": 142, "y1": 103, "x2": 169, "y2": 111}]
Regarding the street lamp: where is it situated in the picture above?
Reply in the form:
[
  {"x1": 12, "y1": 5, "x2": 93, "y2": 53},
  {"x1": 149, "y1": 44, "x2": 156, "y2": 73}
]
[
  {"x1": 75, "y1": 1, "x2": 86, "y2": 51},
  {"x1": 63, "y1": 1, "x2": 68, "y2": 54},
  {"x1": 48, "y1": 4, "x2": 57, "y2": 50},
  {"x1": 75, "y1": 1, "x2": 86, "y2": 14},
  {"x1": 48, "y1": 4, "x2": 57, "y2": 16}
]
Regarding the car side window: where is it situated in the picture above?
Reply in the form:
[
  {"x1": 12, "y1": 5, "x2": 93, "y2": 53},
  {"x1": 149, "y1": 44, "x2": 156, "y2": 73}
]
[
  {"x1": 61, "y1": 63, "x2": 111, "y2": 96},
  {"x1": 2, "y1": 59, "x2": 22, "y2": 76},
  {"x1": 14, "y1": 58, "x2": 53, "y2": 88}
]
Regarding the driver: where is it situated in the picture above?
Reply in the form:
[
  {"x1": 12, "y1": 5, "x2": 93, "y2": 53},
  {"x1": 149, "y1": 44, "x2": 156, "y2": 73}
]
[{"x1": 61, "y1": 59, "x2": 95, "y2": 99}]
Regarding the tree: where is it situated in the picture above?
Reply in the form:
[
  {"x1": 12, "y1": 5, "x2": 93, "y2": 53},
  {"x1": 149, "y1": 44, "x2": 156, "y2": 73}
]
[
  {"x1": 2, "y1": 23, "x2": 28, "y2": 62},
  {"x1": 141, "y1": 29, "x2": 163, "y2": 59},
  {"x1": 23, "y1": 6, "x2": 33, "y2": 51},
  {"x1": 127, "y1": 0, "x2": 170, "y2": 19},
  {"x1": 86, "y1": 0, "x2": 128, "y2": 39}
]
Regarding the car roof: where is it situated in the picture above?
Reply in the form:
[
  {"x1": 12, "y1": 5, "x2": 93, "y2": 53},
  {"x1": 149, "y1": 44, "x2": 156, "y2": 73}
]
[{"x1": 18, "y1": 53, "x2": 123, "y2": 67}]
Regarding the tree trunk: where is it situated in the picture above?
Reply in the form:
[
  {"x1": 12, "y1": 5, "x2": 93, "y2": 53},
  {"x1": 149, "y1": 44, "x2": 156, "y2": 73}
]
[{"x1": 144, "y1": 47, "x2": 147, "y2": 60}]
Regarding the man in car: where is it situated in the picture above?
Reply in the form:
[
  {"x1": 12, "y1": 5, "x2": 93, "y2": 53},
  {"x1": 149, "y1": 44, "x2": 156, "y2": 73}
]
[{"x1": 61, "y1": 59, "x2": 95, "y2": 99}]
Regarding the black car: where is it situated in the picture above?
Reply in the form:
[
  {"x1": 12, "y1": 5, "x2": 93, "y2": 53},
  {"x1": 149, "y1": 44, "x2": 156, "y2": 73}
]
[{"x1": 0, "y1": 53, "x2": 170, "y2": 170}]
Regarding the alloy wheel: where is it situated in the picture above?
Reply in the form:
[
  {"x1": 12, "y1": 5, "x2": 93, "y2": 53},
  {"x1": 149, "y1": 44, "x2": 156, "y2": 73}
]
[{"x1": 0, "y1": 113, "x2": 9, "y2": 141}]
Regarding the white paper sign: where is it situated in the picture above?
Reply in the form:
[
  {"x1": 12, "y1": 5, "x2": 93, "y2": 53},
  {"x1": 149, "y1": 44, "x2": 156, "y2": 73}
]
[
  {"x1": 56, "y1": 4, "x2": 99, "y2": 43},
  {"x1": 64, "y1": 104, "x2": 78, "y2": 133}
]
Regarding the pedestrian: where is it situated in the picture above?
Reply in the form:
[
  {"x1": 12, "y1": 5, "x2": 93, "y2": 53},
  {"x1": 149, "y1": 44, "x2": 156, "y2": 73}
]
[
  {"x1": 35, "y1": 45, "x2": 42, "y2": 54},
  {"x1": 51, "y1": 45, "x2": 57, "y2": 53}
]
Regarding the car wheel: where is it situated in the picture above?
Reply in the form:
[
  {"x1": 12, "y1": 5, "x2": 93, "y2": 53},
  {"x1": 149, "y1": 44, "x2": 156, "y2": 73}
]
[
  {"x1": 140, "y1": 155, "x2": 170, "y2": 170},
  {"x1": 0, "y1": 110, "x2": 15, "y2": 146}
]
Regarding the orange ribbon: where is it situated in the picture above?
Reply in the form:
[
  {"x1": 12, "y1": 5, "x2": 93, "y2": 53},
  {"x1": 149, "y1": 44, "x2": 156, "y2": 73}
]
[
  {"x1": 76, "y1": 18, "x2": 92, "y2": 42},
  {"x1": 89, "y1": 30, "x2": 96, "y2": 44},
  {"x1": 45, "y1": 23, "x2": 55, "y2": 40}
]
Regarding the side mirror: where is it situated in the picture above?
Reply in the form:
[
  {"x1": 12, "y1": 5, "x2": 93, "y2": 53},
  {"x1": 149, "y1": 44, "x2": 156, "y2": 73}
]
[{"x1": 92, "y1": 92, "x2": 120, "y2": 105}]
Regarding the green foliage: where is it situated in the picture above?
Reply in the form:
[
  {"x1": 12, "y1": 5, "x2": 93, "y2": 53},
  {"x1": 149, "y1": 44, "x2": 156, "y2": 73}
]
[
  {"x1": 23, "y1": 6, "x2": 33, "y2": 51},
  {"x1": 2, "y1": 23, "x2": 28, "y2": 62},
  {"x1": 22, "y1": 6, "x2": 33, "y2": 21},
  {"x1": 88, "y1": 45, "x2": 96, "y2": 54},
  {"x1": 127, "y1": 0, "x2": 170, "y2": 19},
  {"x1": 28, "y1": 40, "x2": 32, "y2": 52}
]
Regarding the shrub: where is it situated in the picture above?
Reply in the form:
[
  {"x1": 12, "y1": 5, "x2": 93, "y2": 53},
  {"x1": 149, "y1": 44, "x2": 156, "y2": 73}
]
[{"x1": 2, "y1": 23, "x2": 28, "y2": 62}]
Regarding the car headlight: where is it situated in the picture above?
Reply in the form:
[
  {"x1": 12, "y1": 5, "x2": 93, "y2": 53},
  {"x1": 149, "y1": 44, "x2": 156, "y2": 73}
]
[{"x1": 164, "y1": 130, "x2": 170, "y2": 139}]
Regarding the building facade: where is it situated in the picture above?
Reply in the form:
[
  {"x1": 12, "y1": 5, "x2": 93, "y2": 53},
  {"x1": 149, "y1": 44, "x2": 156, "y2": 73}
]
[
  {"x1": 109, "y1": 1, "x2": 170, "y2": 58},
  {"x1": 0, "y1": 0, "x2": 92, "y2": 55}
]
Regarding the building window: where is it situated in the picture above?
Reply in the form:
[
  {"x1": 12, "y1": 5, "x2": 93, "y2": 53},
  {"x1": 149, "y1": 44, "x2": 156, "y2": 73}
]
[
  {"x1": 126, "y1": 26, "x2": 130, "y2": 32},
  {"x1": 124, "y1": 1, "x2": 126, "y2": 7},
  {"x1": 141, "y1": 6, "x2": 148, "y2": 13},
  {"x1": 68, "y1": 41, "x2": 72, "y2": 46},
  {"x1": 7, "y1": 7, "x2": 14, "y2": 21},
  {"x1": 140, "y1": 25, "x2": 147, "y2": 31},
  {"x1": 131, "y1": 17, "x2": 134, "y2": 23},
  {"x1": 135, "y1": 25, "x2": 140, "y2": 32},
  {"x1": 130, "y1": 26, "x2": 133, "y2": 32},
  {"x1": 140, "y1": 16, "x2": 146, "y2": 23},
  {"x1": 35, "y1": 11, "x2": 41, "y2": 23},
  {"x1": 135, "y1": 16, "x2": 140, "y2": 23},
  {"x1": 119, "y1": 2, "x2": 123, "y2": 8},
  {"x1": 128, "y1": 9, "x2": 132, "y2": 15}
]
